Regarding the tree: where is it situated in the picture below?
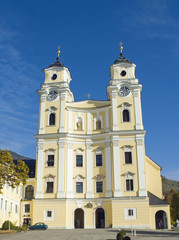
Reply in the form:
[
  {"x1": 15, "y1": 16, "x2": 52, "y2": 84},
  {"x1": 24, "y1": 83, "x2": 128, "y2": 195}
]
[
  {"x1": 0, "y1": 150, "x2": 29, "y2": 193},
  {"x1": 170, "y1": 192, "x2": 179, "y2": 225}
]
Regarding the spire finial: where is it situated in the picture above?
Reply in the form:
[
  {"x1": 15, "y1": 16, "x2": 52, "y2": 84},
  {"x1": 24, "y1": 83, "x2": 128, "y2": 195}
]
[
  {"x1": 87, "y1": 93, "x2": 91, "y2": 99},
  {"x1": 57, "y1": 46, "x2": 60, "y2": 61},
  {"x1": 119, "y1": 42, "x2": 123, "y2": 57}
]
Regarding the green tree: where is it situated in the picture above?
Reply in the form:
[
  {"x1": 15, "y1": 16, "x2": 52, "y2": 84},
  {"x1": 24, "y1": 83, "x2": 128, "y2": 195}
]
[
  {"x1": 170, "y1": 191, "x2": 179, "y2": 225},
  {"x1": 0, "y1": 150, "x2": 29, "y2": 193}
]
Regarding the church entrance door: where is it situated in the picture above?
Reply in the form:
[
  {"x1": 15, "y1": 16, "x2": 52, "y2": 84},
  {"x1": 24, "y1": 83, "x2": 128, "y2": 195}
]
[
  {"x1": 96, "y1": 208, "x2": 105, "y2": 228},
  {"x1": 155, "y1": 210, "x2": 168, "y2": 229},
  {"x1": 74, "y1": 208, "x2": 84, "y2": 228}
]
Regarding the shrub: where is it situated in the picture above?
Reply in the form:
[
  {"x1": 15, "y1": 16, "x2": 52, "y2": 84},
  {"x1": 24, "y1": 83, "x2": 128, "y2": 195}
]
[
  {"x1": 116, "y1": 229, "x2": 126, "y2": 240},
  {"x1": 123, "y1": 236, "x2": 131, "y2": 240},
  {"x1": 22, "y1": 224, "x2": 28, "y2": 230},
  {"x1": 2, "y1": 221, "x2": 14, "y2": 230}
]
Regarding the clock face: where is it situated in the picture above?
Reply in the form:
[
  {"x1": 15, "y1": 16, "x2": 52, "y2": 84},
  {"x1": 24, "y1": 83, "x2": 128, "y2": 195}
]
[
  {"x1": 47, "y1": 90, "x2": 58, "y2": 101},
  {"x1": 118, "y1": 86, "x2": 130, "y2": 97}
]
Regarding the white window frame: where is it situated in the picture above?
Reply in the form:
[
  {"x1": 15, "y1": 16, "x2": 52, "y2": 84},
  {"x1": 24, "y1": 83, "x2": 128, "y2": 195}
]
[
  {"x1": 94, "y1": 174, "x2": 105, "y2": 193},
  {"x1": 75, "y1": 148, "x2": 84, "y2": 167},
  {"x1": 24, "y1": 204, "x2": 30, "y2": 213},
  {"x1": 15, "y1": 203, "x2": 19, "y2": 214},
  {"x1": 125, "y1": 173, "x2": 134, "y2": 191},
  {"x1": 120, "y1": 102, "x2": 131, "y2": 123},
  {"x1": 47, "y1": 106, "x2": 57, "y2": 126},
  {"x1": 1, "y1": 197, "x2": 4, "y2": 210},
  {"x1": 122, "y1": 146, "x2": 133, "y2": 164},
  {"x1": 125, "y1": 208, "x2": 137, "y2": 219},
  {"x1": 10, "y1": 201, "x2": 13, "y2": 212},
  {"x1": 94, "y1": 148, "x2": 103, "y2": 167},
  {"x1": 74, "y1": 175, "x2": 85, "y2": 194},
  {"x1": 5, "y1": 199, "x2": 8, "y2": 211},
  {"x1": 46, "y1": 149, "x2": 55, "y2": 167},
  {"x1": 44, "y1": 209, "x2": 54, "y2": 221},
  {"x1": 45, "y1": 175, "x2": 55, "y2": 193},
  {"x1": 76, "y1": 182, "x2": 83, "y2": 193}
]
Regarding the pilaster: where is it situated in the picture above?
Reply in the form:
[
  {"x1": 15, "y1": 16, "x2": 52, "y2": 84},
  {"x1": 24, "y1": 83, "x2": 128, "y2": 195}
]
[
  {"x1": 57, "y1": 139, "x2": 65, "y2": 198},
  {"x1": 112, "y1": 136, "x2": 122, "y2": 197},
  {"x1": 111, "y1": 92, "x2": 118, "y2": 131},
  {"x1": 38, "y1": 95, "x2": 46, "y2": 134},
  {"x1": 136, "y1": 135, "x2": 147, "y2": 196},
  {"x1": 35, "y1": 140, "x2": 44, "y2": 198},
  {"x1": 66, "y1": 142, "x2": 74, "y2": 198},
  {"x1": 105, "y1": 140, "x2": 112, "y2": 197},
  {"x1": 105, "y1": 109, "x2": 109, "y2": 132},
  {"x1": 59, "y1": 95, "x2": 66, "y2": 133},
  {"x1": 87, "y1": 112, "x2": 91, "y2": 134},
  {"x1": 133, "y1": 89, "x2": 143, "y2": 130},
  {"x1": 86, "y1": 140, "x2": 93, "y2": 198}
]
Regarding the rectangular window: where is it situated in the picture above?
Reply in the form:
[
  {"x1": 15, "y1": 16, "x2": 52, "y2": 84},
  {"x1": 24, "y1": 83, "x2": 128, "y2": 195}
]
[
  {"x1": 96, "y1": 181, "x2": 103, "y2": 193},
  {"x1": 76, "y1": 182, "x2": 83, "y2": 193},
  {"x1": 10, "y1": 202, "x2": 13, "y2": 212},
  {"x1": 25, "y1": 204, "x2": 30, "y2": 213},
  {"x1": 125, "y1": 152, "x2": 132, "y2": 164},
  {"x1": 1, "y1": 198, "x2": 3, "y2": 210},
  {"x1": 96, "y1": 154, "x2": 102, "y2": 166},
  {"x1": 128, "y1": 209, "x2": 133, "y2": 216},
  {"x1": 16, "y1": 186, "x2": 19, "y2": 194},
  {"x1": 46, "y1": 182, "x2": 54, "y2": 193},
  {"x1": 5, "y1": 200, "x2": 7, "y2": 211},
  {"x1": 47, "y1": 155, "x2": 54, "y2": 167},
  {"x1": 126, "y1": 179, "x2": 134, "y2": 191},
  {"x1": 47, "y1": 210, "x2": 52, "y2": 217},
  {"x1": 76, "y1": 155, "x2": 83, "y2": 167},
  {"x1": 15, "y1": 204, "x2": 18, "y2": 214}
]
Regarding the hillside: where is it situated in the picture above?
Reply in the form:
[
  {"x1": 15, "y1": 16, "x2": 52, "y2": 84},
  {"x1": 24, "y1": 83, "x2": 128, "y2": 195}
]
[
  {"x1": 162, "y1": 176, "x2": 179, "y2": 195},
  {"x1": 9, "y1": 150, "x2": 35, "y2": 161}
]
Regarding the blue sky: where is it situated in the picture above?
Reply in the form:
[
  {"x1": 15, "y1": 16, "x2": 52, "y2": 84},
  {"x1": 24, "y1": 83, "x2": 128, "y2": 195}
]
[{"x1": 0, "y1": 0, "x2": 179, "y2": 181}]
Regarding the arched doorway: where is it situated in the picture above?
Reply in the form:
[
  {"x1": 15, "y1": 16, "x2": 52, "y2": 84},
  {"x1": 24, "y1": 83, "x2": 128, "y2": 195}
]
[
  {"x1": 155, "y1": 210, "x2": 168, "y2": 229},
  {"x1": 74, "y1": 208, "x2": 84, "y2": 228},
  {"x1": 96, "y1": 208, "x2": 105, "y2": 228}
]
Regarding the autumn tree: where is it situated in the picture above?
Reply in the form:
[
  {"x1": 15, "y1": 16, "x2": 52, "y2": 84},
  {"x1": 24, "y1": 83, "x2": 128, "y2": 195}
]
[
  {"x1": 0, "y1": 150, "x2": 29, "y2": 193},
  {"x1": 170, "y1": 191, "x2": 179, "y2": 225}
]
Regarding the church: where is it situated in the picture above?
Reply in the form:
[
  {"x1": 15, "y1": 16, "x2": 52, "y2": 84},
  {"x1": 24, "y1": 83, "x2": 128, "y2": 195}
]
[{"x1": 19, "y1": 45, "x2": 170, "y2": 229}]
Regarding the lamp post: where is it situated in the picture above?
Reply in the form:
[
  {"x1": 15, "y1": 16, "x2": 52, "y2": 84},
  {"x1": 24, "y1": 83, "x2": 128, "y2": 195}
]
[{"x1": 8, "y1": 211, "x2": 11, "y2": 231}]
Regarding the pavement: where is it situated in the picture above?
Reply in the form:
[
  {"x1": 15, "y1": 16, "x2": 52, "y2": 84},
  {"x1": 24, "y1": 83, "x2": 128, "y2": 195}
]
[{"x1": 0, "y1": 229, "x2": 179, "y2": 240}]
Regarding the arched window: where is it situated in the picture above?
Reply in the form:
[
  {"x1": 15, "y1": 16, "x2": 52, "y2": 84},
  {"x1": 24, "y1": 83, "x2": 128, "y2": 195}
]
[
  {"x1": 123, "y1": 109, "x2": 130, "y2": 122},
  {"x1": 96, "y1": 119, "x2": 101, "y2": 130},
  {"x1": 49, "y1": 113, "x2": 55, "y2": 125},
  {"x1": 25, "y1": 185, "x2": 34, "y2": 200}
]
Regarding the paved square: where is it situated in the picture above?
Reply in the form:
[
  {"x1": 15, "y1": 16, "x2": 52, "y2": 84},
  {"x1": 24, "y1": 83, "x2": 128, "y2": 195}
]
[{"x1": 0, "y1": 229, "x2": 179, "y2": 240}]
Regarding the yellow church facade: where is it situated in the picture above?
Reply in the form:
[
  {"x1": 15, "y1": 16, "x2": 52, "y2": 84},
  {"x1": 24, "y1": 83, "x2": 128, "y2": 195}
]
[{"x1": 20, "y1": 47, "x2": 170, "y2": 229}]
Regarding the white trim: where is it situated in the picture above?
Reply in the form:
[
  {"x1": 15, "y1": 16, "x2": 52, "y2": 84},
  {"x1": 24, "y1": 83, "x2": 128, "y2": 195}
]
[
  {"x1": 59, "y1": 94, "x2": 65, "y2": 132},
  {"x1": 39, "y1": 95, "x2": 46, "y2": 134},
  {"x1": 35, "y1": 140, "x2": 44, "y2": 198},
  {"x1": 86, "y1": 140, "x2": 93, "y2": 198},
  {"x1": 57, "y1": 140, "x2": 65, "y2": 198},
  {"x1": 105, "y1": 109, "x2": 109, "y2": 132},
  {"x1": 94, "y1": 148, "x2": 103, "y2": 167},
  {"x1": 105, "y1": 140, "x2": 112, "y2": 197},
  {"x1": 133, "y1": 89, "x2": 143, "y2": 130},
  {"x1": 87, "y1": 112, "x2": 91, "y2": 134},
  {"x1": 111, "y1": 93, "x2": 118, "y2": 131},
  {"x1": 44, "y1": 209, "x2": 55, "y2": 221},
  {"x1": 66, "y1": 142, "x2": 74, "y2": 198},
  {"x1": 112, "y1": 136, "x2": 122, "y2": 197},
  {"x1": 125, "y1": 208, "x2": 137, "y2": 219},
  {"x1": 46, "y1": 149, "x2": 55, "y2": 167},
  {"x1": 93, "y1": 115, "x2": 103, "y2": 130}
]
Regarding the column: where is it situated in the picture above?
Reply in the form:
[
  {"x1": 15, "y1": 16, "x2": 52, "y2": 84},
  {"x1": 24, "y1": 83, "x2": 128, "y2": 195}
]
[
  {"x1": 59, "y1": 95, "x2": 65, "y2": 133},
  {"x1": 136, "y1": 136, "x2": 147, "y2": 196},
  {"x1": 112, "y1": 136, "x2": 122, "y2": 197},
  {"x1": 87, "y1": 112, "x2": 91, "y2": 134},
  {"x1": 105, "y1": 140, "x2": 112, "y2": 197},
  {"x1": 111, "y1": 93, "x2": 118, "y2": 131},
  {"x1": 86, "y1": 140, "x2": 93, "y2": 198},
  {"x1": 35, "y1": 140, "x2": 44, "y2": 198},
  {"x1": 133, "y1": 89, "x2": 143, "y2": 130},
  {"x1": 39, "y1": 95, "x2": 46, "y2": 134},
  {"x1": 105, "y1": 108, "x2": 109, "y2": 132},
  {"x1": 66, "y1": 142, "x2": 74, "y2": 198},
  {"x1": 57, "y1": 140, "x2": 65, "y2": 198}
]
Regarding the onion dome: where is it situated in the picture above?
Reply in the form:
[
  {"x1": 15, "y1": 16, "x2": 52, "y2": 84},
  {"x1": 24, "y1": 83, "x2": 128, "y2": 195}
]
[
  {"x1": 46, "y1": 46, "x2": 65, "y2": 69},
  {"x1": 114, "y1": 42, "x2": 132, "y2": 64}
]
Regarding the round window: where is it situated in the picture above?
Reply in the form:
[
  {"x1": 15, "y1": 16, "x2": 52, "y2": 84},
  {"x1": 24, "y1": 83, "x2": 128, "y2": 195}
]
[
  {"x1": 120, "y1": 70, "x2": 126, "y2": 77},
  {"x1": 51, "y1": 74, "x2": 57, "y2": 80}
]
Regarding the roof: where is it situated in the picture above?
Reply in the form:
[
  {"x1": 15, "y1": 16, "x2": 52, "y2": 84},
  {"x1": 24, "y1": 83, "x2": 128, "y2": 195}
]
[
  {"x1": 148, "y1": 191, "x2": 169, "y2": 206},
  {"x1": 114, "y1": 52, "x2": 132, "y2": 64}
]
